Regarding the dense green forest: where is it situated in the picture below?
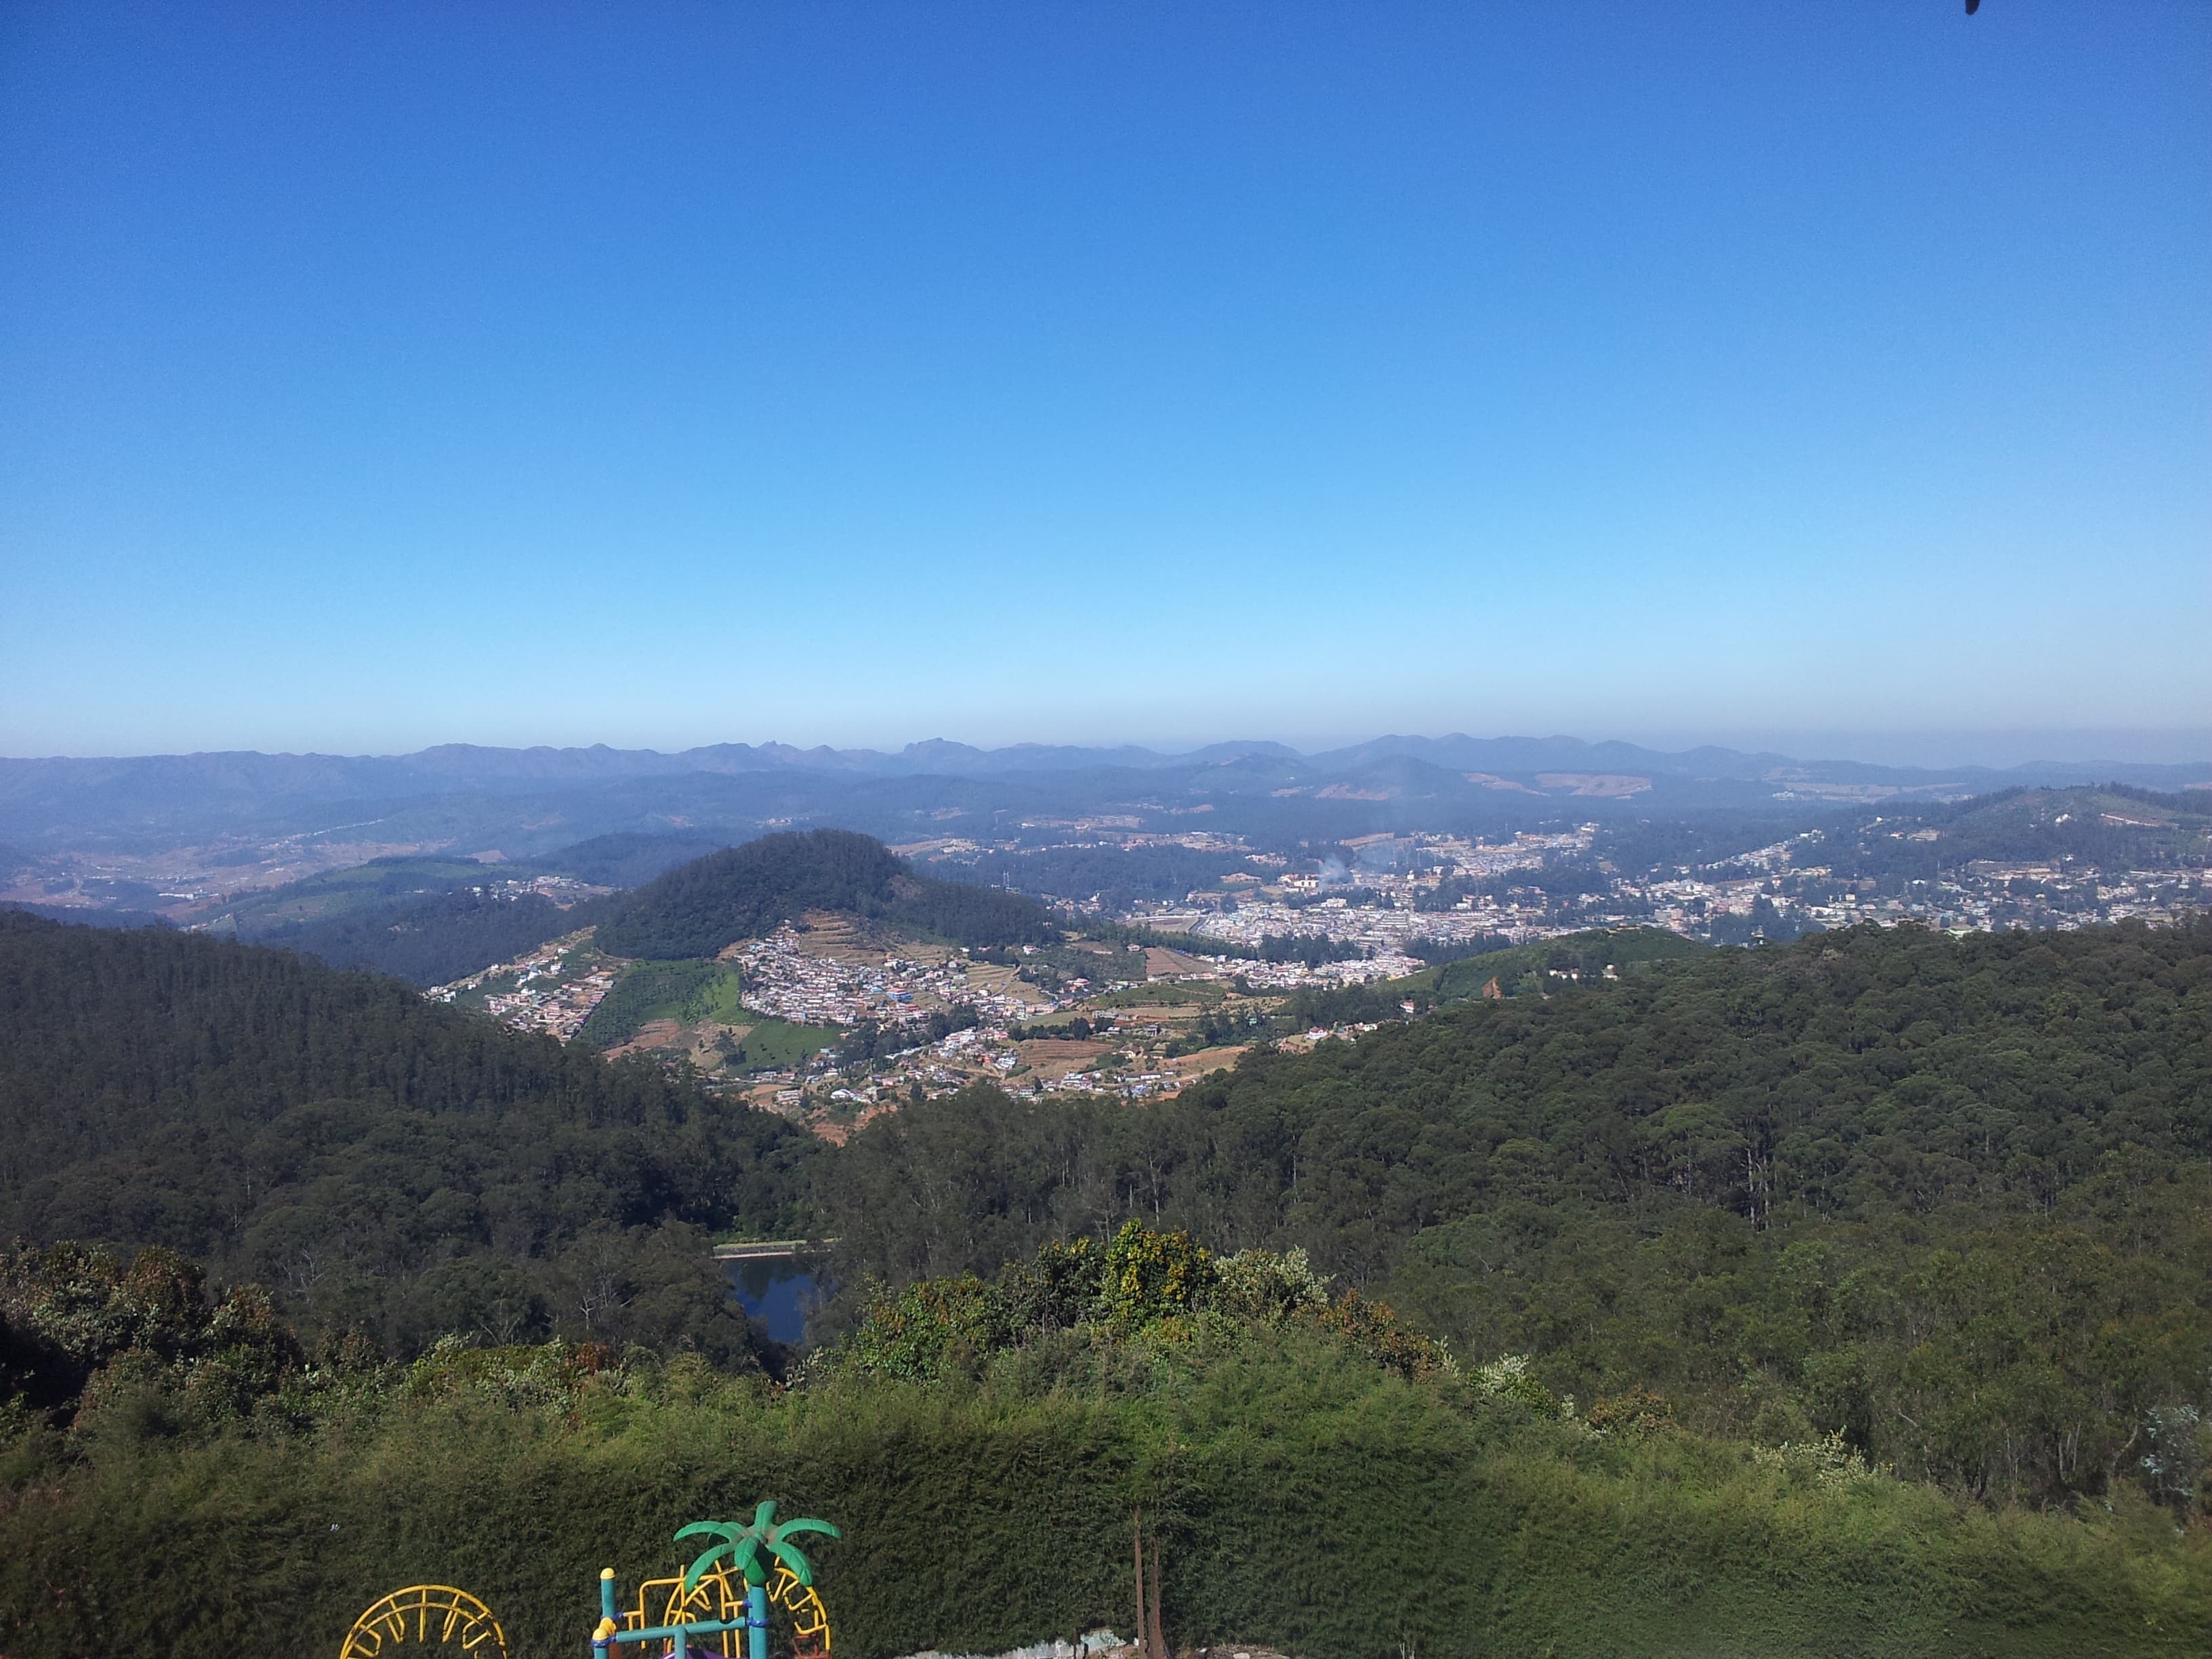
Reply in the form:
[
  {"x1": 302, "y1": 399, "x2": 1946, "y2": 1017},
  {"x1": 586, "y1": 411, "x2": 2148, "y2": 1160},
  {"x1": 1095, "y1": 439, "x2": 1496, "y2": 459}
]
[
  {"x1": 595, "y1": 828, "x2": 1061, "y2": 958},
  {"x1": 823, "y1": 920, "x2": 2212, "y2": 1510},
  {"x1": 932, "y1": 843, "x2": 1259, "y2": 908},
  {"x1": 537, "y1": 829, "x2": 733, "y2": 886},
  {"x1": 215, "y1": 833, "x2": 726, "y2": 986},
  {"x1": 7, "y1": 908, "x2": 2207, "y2": 1512},
  {"x1": 0, "y1": 912, "x2": 817, "y2": 1357},
  {"x1": 257, "y1": 886, "x2": 575, "y2": 986},
  {"x1": 5, "y1": 909, "x2": 2212, "y2": 1652},
  {"x1": 1273, "y1": 925, "x2": 1703, "y2": 1028}
]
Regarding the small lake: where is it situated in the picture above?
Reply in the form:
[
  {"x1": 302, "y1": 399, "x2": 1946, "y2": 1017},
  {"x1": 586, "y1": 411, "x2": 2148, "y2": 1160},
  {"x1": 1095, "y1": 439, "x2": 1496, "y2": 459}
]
[{"x1": 721, "y1": 1254, "x2": 826, "y2": 1345}]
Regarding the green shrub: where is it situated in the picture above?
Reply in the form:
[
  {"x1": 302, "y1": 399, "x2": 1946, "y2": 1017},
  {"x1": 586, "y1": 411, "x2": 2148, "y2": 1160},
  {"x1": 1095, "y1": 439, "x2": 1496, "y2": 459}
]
[{"x1": 4, "y1": 1342, "x2": 2207, "y2": 1659}]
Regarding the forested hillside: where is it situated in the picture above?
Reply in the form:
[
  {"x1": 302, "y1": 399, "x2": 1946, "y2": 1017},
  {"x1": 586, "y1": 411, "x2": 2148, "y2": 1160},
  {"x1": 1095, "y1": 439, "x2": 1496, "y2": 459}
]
[
  {"x1": 0, "y1": 912, "x2": 817, "y2": 1357},
  {"x1": 255, "y1": 886, "x2": 575, "y2": 985},
  {"x1": 930, "y1": 842, "x2": 1259, "y2": 907},
  {"x1": 825, "y1": 919, "x2": 2212, "y2": 1509},
  {"x1": 1279, "y1": 924, "x2": 1704, "y2": 1027},
  {"x1": 4, "y1": 909, "x2": 2211, "y2": 1652},
  {"x1": 220, "y1": 833, "x2": 726, "y2": 985},
  {"x1": 1804, "y1": 784, "x2": 2212, "y2": 880},
  {"x1": 233, "y1": 828, "x2": 1057, "y2": 985},
  {"x1": 595, "y1": 827, "x2": 1059, "y2": 957},
  {"x1": 536, "y1": 829, "x2": 733, "y2": 886}
]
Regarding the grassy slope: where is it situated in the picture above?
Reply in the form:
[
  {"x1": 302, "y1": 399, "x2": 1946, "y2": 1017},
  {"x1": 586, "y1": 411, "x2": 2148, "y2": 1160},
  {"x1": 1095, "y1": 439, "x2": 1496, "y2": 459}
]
[
  {"x1": 731, "y1": 1017, "x2": 838, "y2": 1071},
  {"x1": 579, "y1": 958, "x2": 748, "y2": 1046}
]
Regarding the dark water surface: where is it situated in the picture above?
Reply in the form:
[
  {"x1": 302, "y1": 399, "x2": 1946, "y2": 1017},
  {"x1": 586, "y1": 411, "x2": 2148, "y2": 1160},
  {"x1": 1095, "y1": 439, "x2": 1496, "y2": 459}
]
[{"x1": 722, "y1": 1256, "x2": 823, "y2": 1344}]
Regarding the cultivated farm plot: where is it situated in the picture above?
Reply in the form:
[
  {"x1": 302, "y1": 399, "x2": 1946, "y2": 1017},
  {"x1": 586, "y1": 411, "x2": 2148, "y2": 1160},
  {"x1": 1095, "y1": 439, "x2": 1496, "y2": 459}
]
[
  {"x1": 1144, "y1": 945, "x2": 1221, "y2": 977},
  {"x1": 611, "y1": 1012, "x2": 836, "y2": 1077},
  {"x1": 606, "y1": 1018, "x2": 685, "y2": 1055},
  {"x1": 1015, "y1": 1037, "x2": 1113, "y2": 1080},
  {"x1": 1088, "y1": 980, "x2": 1227, "y2": 1011},
  {"x1": 784, "y1": 910, "x2": 926, "y2": 966},
  {"x1": 962, "y1": 960, "x2": 1055, "y2": 1008},
  {"x1": 1158, "y1": 1043, "x2": 1248, "y2": 1086}
]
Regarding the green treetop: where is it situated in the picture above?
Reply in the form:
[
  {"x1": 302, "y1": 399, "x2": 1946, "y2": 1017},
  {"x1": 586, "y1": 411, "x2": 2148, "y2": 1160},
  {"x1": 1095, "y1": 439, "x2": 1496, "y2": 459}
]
[{"x1": 678, "y1": 1500, "x2": 841, "y2": 1593}]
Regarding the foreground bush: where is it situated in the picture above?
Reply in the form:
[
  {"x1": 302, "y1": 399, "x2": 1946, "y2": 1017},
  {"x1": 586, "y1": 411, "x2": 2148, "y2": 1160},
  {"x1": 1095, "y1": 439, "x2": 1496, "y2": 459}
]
[{"x1": 3, "y1": 1332, "x2": 2205, "y2": 1659}]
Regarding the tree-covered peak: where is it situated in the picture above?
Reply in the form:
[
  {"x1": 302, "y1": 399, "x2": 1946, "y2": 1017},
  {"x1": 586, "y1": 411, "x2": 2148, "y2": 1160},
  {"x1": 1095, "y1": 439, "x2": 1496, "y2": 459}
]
[{"x1": 594, "y1": 828, "x2": 1059, "y2": 958}]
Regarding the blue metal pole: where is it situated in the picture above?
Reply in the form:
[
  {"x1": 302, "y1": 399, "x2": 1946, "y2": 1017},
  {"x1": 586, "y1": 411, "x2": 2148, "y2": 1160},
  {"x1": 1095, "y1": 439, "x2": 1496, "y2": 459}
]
[
  {"x1": 747, "y1": 1580, "x2": 769, "y2": 1659},
  {"x1": 594, "y1": 1566, "x2": 619, "y2": 1657}
]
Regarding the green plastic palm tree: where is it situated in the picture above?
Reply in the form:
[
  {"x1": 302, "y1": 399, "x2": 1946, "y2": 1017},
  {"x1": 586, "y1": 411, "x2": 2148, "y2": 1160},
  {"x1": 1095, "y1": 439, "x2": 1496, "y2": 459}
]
[{"x1": 676, "y1": 1500, "x2": 840, "y2": 1659}]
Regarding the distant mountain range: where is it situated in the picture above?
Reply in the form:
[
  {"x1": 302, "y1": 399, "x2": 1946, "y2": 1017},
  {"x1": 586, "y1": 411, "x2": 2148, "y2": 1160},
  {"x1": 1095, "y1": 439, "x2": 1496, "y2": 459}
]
[
  {"x1": 5, "y1": 732, "x2": 2207, "y2": 808},
  {"x1": 1, "y1": 735, "x2": 2206, "y2": 872}
]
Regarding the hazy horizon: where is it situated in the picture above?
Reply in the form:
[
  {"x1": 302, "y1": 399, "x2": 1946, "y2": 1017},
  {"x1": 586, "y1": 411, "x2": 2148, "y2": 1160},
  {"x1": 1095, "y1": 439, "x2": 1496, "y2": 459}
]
[{"x1": 6, "y1": 726, "x2": 2211, "y2": 774}]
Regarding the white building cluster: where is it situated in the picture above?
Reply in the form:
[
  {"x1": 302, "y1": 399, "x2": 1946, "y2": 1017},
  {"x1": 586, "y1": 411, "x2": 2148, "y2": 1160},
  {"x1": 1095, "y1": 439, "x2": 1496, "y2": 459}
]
[
  {"x1": 428, "y1": 935, "x2": 617, "y2": 1040},
  {"x1": 731, "y1": 927, "x2": 1044, "y2": 1029}
]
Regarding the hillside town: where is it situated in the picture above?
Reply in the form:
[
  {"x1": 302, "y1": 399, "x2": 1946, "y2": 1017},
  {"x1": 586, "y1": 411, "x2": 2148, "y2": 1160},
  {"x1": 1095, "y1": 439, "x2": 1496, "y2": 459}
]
[
  {"x1": 727, "y1": 924, "x2": 1046, "y2": 1029},
  {"x1": 1084, "y1": 823, "x2": 2208, "y2": 952},
  {"x1": 426, "y1": 932, "x2": 616, "y2": 1040},
  {"x1": 427, "y1": 798, "x2": 2207, "y2": 1136}
]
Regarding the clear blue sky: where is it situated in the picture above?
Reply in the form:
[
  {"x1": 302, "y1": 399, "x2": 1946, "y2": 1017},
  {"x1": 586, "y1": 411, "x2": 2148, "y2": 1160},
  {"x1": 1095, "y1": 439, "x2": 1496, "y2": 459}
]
[{"x1": 2, "y1": 1, "x2": 2206, "y2": 762}]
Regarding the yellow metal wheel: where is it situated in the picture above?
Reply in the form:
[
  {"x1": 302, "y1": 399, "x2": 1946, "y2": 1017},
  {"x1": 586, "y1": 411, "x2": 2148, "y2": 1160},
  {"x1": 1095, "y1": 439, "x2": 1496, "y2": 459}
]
[{"x1": 339, "y1": 1585, "x2": 508, "y2": 1658}]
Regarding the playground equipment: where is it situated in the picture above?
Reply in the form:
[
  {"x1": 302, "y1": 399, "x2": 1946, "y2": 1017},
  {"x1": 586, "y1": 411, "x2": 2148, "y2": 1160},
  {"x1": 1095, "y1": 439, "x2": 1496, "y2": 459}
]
[
  {"x1": 592, "y1": 1500, "x2": 841, "y2": 1659},
  {"x1": 339, "y1": 1585, "x2": 508, "y2": 1658},
  {"x1": 333, "y1": 1499, "x2": 836, "y2": 1659}
]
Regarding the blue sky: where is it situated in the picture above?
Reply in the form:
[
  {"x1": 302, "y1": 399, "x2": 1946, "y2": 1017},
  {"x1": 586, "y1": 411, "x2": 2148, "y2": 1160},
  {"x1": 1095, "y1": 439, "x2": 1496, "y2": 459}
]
[{"x1": 1, "y1": 1, "x2": 2206, "y2": 762}]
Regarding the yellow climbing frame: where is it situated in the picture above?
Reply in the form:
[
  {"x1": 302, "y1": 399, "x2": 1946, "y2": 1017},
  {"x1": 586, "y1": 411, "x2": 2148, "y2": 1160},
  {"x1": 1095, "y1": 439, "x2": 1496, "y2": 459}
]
[
  {"x1": 339, "y1": 1585, "x2": 508, "y2": 1658},
  {"x1": 628, "y1": 1561, "x2": 832, "y2": 1658}
]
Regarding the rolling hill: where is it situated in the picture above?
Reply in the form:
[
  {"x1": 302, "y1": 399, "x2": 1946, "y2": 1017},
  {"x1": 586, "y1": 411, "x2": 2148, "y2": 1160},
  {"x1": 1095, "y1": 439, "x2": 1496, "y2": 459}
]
[
  {"x1": 1803, "y1": 784, "x2": 2212, "y2": 880},
  {"x1": 592, "y1": 827, "x2": 1061, "y2": 958},
  {"x1": 201, "y1": 832, "x2": 731, "y2": 985}
]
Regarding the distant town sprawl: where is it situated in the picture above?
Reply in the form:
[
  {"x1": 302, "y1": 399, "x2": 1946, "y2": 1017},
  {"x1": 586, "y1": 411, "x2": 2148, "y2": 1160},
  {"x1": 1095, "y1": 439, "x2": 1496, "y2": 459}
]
[
  {"x1": 428, "y1": 805, "x2": 2205, "y2": 1140},
  {"x1": 1105, "y1": 823, "x2": 2208, "y2": 948}
]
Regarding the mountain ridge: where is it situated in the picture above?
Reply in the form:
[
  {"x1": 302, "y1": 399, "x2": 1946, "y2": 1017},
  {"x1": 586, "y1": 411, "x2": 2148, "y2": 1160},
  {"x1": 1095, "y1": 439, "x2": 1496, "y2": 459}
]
[
  {"x1": 5, "y1": 737, "x2": 2208, "y2": 863},
  {"x1": 7, "y1": 733, "x2": 2207, "y2": 802}
]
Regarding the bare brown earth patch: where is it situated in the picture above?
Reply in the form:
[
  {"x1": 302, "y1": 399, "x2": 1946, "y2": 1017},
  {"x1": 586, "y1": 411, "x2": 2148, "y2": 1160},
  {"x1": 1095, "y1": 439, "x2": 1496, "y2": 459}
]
[
  {"x1": 792, "y1": 910, "x2": 896, "y2": 964},
  {"x1": 964, "y1": 960, "x2": 1055, "y2": 1007},
  {"x1": 1144, "y1": 946, "x2": 1216, "y2": 977},
  {"x1": 1159, "y1": 1044, "x2": 1248, "y2": 1090},
  {"x1": 1018, "y1": 1037, "x2": 1113, "y2": 1081},
  {"x1": 804, "y1": 1105, "x2": 897, "y2": 1146},
  {"x1": 1534, "y1": 772, "x2": 1652, "y2": 796},
  {"x1": 605, "y1": 1019, "x2": 684, "y2": 1058}
]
